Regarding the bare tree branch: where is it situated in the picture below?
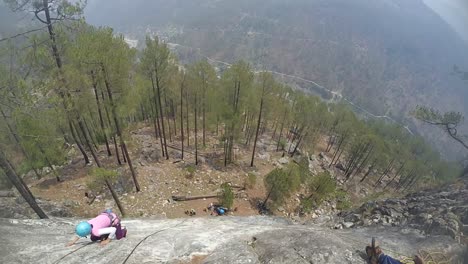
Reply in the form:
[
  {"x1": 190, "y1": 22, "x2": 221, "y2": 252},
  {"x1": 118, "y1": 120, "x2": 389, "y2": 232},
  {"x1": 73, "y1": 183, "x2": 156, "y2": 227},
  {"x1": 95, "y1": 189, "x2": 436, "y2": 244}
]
[
  {"x1": 0, "y1": 26, "x2": 48, "y2": 43},
  {"x1": 33, "y1": 9, "x2": 48, "y2": 24},
  {"x1": 11, "y1": 0, "x2": 33, "y2": 12},
  {"x1": 445, "y1": 124, "x2": 468, "y2": 150}
]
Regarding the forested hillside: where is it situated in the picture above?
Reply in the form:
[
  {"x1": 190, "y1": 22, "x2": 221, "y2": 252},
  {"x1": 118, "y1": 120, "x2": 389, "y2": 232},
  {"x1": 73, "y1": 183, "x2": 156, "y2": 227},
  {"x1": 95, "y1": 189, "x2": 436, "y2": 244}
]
[
  {"x1": 85, "y1": 0, "x2": 468, "y2": 159},
  {"x1": 0, "y1": 0, "x2": 462, "y2": 220}
]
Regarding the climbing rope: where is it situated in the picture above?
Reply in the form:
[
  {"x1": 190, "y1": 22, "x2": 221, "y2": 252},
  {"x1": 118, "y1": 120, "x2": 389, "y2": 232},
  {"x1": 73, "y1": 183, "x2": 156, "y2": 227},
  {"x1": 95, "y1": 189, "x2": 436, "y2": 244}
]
[
  {"x1": 417, "y1": 249, "x2": 454, "y2": 264},
  {"x1": 121, "y1": 219, "x2": 188, "y2": 264},
  {"x1": 53, "y1": 219, "x2": 188, "y2": 264},
  {"x1": 52, "y1": 242, "x2": 94, "y2": 264}
]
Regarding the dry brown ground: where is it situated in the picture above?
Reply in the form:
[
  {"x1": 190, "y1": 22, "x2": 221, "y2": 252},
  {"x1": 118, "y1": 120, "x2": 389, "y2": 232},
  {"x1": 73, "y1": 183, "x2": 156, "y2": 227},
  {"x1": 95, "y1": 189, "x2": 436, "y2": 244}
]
[
  {"x1": 26, "y1": 124, "x2": 283, "y2": 218},
  {"x1": 25, "y1": 123, "x2": 393, "y2": 220}
]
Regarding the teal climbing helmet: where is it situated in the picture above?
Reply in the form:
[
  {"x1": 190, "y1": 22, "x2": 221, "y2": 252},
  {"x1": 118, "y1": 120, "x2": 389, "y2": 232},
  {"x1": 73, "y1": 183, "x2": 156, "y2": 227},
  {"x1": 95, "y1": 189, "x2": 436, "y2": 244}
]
[{"x1": 75, "y1": 221, "x2": 92, "y2": 237}]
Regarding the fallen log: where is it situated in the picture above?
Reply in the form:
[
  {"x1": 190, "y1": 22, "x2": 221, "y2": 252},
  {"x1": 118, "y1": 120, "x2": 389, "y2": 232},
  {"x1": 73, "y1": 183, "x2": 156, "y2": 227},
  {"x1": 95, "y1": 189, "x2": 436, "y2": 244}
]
[
  {"x1": 172, "y1": 191, "x2": 246, "y2": 202},
  {"x1": 166, "y1": 144, "x2": 209, "y2": 158},
  {"x1": 172, "y1": 194, "x2": 218, "y2": 201},
  {"x1": 229, "y1": 185, "x2": 246, "y2": 190}
]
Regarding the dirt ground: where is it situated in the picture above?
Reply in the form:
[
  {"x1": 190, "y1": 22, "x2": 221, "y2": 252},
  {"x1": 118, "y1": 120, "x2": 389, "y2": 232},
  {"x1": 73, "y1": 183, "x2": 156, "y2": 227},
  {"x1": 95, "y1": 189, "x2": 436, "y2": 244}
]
[
  {"x1": 24, "y1": 123, "x2": 391, "y2": 220},
  {"x1": 26, "y1": 124, "x2": 283, "y2": 218}
]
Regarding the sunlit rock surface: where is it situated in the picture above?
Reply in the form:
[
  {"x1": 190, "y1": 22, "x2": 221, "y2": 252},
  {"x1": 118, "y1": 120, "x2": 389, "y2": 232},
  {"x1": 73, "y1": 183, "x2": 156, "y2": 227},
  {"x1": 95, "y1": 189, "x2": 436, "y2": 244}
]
[{"x1": 1, "y1": 216, "x2": 464, "y2": 263}]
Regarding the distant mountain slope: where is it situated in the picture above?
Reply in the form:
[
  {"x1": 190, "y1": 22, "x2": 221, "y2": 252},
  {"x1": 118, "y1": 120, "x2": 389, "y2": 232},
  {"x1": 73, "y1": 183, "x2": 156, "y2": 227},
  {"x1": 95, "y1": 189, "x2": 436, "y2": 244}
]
[
  {"x1": 423, "y1": 0, "x2": 468, "y2": 43},
  {"x1": 86, "y1": 0, "x2": 468, "y2": 159}
]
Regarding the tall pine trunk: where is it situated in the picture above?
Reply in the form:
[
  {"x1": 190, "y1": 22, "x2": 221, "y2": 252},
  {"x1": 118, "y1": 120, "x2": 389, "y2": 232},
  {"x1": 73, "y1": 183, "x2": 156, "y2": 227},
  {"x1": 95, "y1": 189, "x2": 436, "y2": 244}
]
[
  {"x1": 113, "y1": 136, "x2": 122, "y2": 165},
  {"x1": 164, "y1": 91, "x2": 172, "y2": 143},
  {"x1": 6, "y1": 158, "x2": 35, "y2": 199},
  {"x1": 251, "y1": 81, "x2": 266, "y2": 166},
  {"x1": 355, "y1": 144, "x2": 374, "y2": 175},
  {"x1": 154, "y1": 72, "x2": 169, "y2": 159},
  {"x1": 185, "y1": 87, "x2": 190, "y2": 147},
  {"x1": 251, "y1": 103, "x2": 263, "y2": 166},
  {"x1": 202, "y1": 75, "x2": 207, "y2": 147},
  {"x1": 150, "y1": 75, "x2": 165, "y2": 157},
  {"x1": 0, "y1": 150, "x2": 48, "y2": 219},
  {"x1": 40, "y1": 0, "x2": 91, "y2": 166},
  {"x1": 194, "y1": 91, "x2": 199, "y2": 165},
  {"x1": 102, "y1": 64, "x2": 140, "y2": 192},
  {"x1": 83, "y1": 118, "x2": 98, "y2": 151},
  {"x1": 91, "y1": 70, "x2": 112, "y2": 156},
  {"x1": 68, "y1": 120, "x2": 90, "y2": 164},
  {"x1": 329, "y1": 132, "x2": 348, "y2": 166},
  {"x1": 375, "y1": 159, "x2": 395, "y2": 187},
  {"x1": 180, "y1": 76, "x2": 185, "y2": 160},
  {"x1": 383, "y1": 162, "x2": 406, "y2": 190},
  {"x1": 105, "y1": 179, "x2": 125, "y2": 217},
  {"x1": 360, "y1": 159, "x2": 377, "y2": 183},
  {"x1": 77, "y1": 120, "x2": 101, "y2": 168},
  {"x1": 0, "y1": 106, "x2": 42, "y2": 178}
]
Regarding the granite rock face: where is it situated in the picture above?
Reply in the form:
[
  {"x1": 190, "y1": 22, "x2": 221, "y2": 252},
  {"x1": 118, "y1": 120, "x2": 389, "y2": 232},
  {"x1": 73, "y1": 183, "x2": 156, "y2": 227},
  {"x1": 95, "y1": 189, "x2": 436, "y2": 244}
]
[
  {"x1": 0, "y1": 196, "x2": 71, "y2": 219},
  {"x1": 0, "y1": 216, "x2": 464, "y2": 264},
  {"x1": 340, "y1": 179, "x2": 468, "y2": 243}
]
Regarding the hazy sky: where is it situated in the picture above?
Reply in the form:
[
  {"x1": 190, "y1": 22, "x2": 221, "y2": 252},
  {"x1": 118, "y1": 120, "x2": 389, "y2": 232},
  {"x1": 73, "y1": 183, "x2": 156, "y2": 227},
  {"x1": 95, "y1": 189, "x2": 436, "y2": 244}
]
[{"x1": 423, "y1": 0, "x2": 468, "y2": 43}]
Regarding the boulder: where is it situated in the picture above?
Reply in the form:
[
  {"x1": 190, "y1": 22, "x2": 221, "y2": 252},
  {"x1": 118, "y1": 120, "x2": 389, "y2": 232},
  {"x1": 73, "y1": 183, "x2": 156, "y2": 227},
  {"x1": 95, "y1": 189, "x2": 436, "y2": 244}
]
[
  {"x1": 340, "y1": 178, "x2": 468, "y2": 240},
  {"x1": 258, "y1": 152, "x2": 271, "y2": 161},
  {"x1": 140, "y1": 146, "x2": 161, "y2": 162}
]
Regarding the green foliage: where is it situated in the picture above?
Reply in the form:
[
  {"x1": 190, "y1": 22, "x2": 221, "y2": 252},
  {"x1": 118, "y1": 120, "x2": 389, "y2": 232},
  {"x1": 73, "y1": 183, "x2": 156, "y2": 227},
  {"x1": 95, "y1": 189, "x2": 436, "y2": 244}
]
[
  {"x1": 334, "y1": 189, "x2": 352, "y2": 210},
  {"x1": 218, "y1": 183, "x2": 234, "y2": 209},
  {"x1": 245, "y1": 172, "x2": 257, "y2": 189},
  {"x1": 296, "y1": 156, "x2": 312, "y2": 183},
  {"x1": 87, "y1": 167, "x2": 118, "y2": 192},
  {"x1": 300, "y1": 198, "x2": 314, "y2": 213},
  {"x1": 414, "y1": 106, "x2": 463, "y2": 126},
  {"x1": 264, "y1": 167, "x2": 300, "y2": 208},
  {"x1": 308, "y1": 171, "x2": 336, "y2": 205},
  {"x1": 90, "y1": 167, "x2": 118, "y2": 180},
  {"x1": 14, "y1": 112, "x2": 67, "y2": 172},
  {"x1": 414, "y1": 106, "x2": 468, "y2": 175},
  {"x1": 0, "y1": 7, "x2": 460, "y2": 201},
  {"x1": 301, "y1": 172, "x2": 340, "y2": 213},
  {"x1": 185, "y1": 164, "x2": 196, "y2": 179}
]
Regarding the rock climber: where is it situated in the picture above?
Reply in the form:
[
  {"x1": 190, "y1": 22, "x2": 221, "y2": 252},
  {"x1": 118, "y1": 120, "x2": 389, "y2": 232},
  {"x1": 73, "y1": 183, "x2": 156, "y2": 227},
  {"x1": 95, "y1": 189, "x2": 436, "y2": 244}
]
[
  {"x1": 67, "y1": 209, "x2": 126, "y2": 247},
  {"x1": 365, "y1": 242, "x2": 425, "y2": 264}
]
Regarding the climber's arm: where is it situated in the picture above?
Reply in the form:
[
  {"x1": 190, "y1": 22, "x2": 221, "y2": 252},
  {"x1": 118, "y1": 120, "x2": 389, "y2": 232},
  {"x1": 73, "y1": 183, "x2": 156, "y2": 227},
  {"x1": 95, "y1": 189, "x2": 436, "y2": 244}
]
[
  {"x1": 98, "y1": 227, "x2": 116, "y2": 246},
  {"x1": 66, "y1": 236, "x2": 80, "y2": 247}
]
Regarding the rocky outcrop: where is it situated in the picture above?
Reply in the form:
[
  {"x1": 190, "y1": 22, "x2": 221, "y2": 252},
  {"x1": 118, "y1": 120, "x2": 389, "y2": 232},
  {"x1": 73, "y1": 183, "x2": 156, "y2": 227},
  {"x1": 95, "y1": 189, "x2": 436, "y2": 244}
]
[
  {"x1": 340, "y1": 179, "x2": 468, "y2": 243},
  {"x1": 0, "y1": 195, "x2": 71, "y2": 219},
  {"x1": 0, "y1": 217, "x2": 464, "y2": 264}
]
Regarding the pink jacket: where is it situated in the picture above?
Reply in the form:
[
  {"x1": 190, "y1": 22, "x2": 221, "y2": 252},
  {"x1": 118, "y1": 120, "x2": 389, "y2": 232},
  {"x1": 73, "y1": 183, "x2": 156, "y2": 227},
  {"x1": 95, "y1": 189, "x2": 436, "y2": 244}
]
[{"x1": 87, "y1": 212, "x2": 119, "y2": 237}]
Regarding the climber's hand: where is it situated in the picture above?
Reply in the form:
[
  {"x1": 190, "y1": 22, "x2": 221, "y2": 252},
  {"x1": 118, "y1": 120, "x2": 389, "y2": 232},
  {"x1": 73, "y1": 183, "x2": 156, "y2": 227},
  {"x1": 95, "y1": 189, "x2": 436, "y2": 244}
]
[
  {"x1": 100, "y1": 238, "x2": 110, "y2": 246},
  {"x1": 66, "y1": 237, "x2": 79, "y2": 247},
  {"x1": 413, "y1": 255, "x2": 424, "y2": 264}
]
